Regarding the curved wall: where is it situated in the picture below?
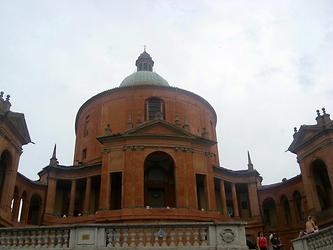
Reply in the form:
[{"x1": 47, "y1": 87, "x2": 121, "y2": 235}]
[{"x1": 74, "y1": 85, "x2": 218, "y2": 165}]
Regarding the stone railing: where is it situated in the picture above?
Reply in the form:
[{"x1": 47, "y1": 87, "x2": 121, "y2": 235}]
[
  {"x1": 0, "y1": 222, "x2": 248, "y2": 249},
  {"x1": 292, "y1": 225, "x2": 333, "y2": 250},
  {"x1": 0, "y1": 226, "x2": 70, "y2": 248},
  {"x1": 105, "y1": 223, "x2": 208, "y2": 247}
]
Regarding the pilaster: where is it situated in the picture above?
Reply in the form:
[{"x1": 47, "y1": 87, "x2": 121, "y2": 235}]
[
  {"x1": 69, "y1": 180, "x2": 76, "y2": 216},
  {"x1": 231, "y1": 183, "x2": 239, "y2": 217},
  {"x1": 83, "y1": 177, "x2": 91, "y2": 214},
  {"x1": 220, "y1": 180, "x2": 227, "y2": 216}
]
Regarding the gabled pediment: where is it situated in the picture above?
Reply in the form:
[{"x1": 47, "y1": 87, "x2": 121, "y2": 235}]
[
  {"x1": 288, "y1": 125, "x2": 333, "y2": 153},
  {"x1": 126, "y1": 119, "x2": 194, "y2": 138},
  {"x1": 0, "y1": 111, "x2": 31, "y2": 145},
  {"x1": 97, "y1": 119, "x2": 216, "y2": 145}
]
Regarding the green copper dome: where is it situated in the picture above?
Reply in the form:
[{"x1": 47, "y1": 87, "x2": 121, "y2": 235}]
[
  {"x1": 120, "y1": 71, "x2": 169, "y2": 87},
  {"x1": 119, "y1": 50, "x2": 170, "y2": 87}
]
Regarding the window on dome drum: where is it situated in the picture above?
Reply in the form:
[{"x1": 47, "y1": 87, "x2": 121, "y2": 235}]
[{"x1": 145, "y1": 97, "x2": 165, "y2": 120}]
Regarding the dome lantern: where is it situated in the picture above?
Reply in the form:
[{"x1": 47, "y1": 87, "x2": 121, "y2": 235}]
[
  {"x1": 135, "y1": 48, "x2": 154, "y2": 72},
  {"x1": 119, "y1": 49, "x2": 169, "y2": 87}
]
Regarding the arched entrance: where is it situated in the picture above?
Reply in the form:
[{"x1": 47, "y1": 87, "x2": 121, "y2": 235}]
[
  {"x1": 144, "y1": 151, "x2": 175, "y2": 208},
  {"x1": 0, "y1": 150, "x2": 12, "y2": 203},
  {"x1": 281, "y1": 195, "x2": 291, "y2": 225},
  {"x1": 312, "y1": 159, "x2": 333, "y2": 210},
  {"x1": 28, "y1": 194, "x2": 42, "y2": 225},
  {"x1": 262, "y1": 198, "x2": 277, "y2": 227}
]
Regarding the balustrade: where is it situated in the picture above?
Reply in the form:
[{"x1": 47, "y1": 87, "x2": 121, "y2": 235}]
[
  {"x1": 0, "y1": 227, "x2": 70, "y2": 249},
  {"x1": 0, "y1": 222, "x2": 247, "y2": 249},
  {"x1": 293, "y1": 225, "x2": 333, "y2": 250},
  {"x1": 105, "y1": 224, "x2": 208, "y2": 247}
]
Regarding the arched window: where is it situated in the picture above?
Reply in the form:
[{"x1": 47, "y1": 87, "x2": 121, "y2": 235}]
[
  {"x1": 145, "y1": 97, "x2": 165, "y2": 120},
  {"x1": 281, "y1": 195, "x2": 291, "y2": 225},
  {"x1": 312, "y1": 159, "x2": 333, "y2": 210},
  {"x1": 262, "y1": 198, "x2": 277, "y2": 227},
  {"x1": 144, "y1": 151, "x2": 175, "y2": 208},
  {"x1": 28, "y1": 194, "x2": 42, "y2": 225},
  {"x1": 293, "y1": 191, "x2": 303, "y2": 223}
]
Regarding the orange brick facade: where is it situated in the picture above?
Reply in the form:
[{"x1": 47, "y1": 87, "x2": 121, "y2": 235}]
[{"x1": 1, "y1": 53, "x2": 332, "y2": 249}]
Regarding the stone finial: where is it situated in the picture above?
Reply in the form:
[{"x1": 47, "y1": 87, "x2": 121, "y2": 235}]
[
  {"x1": 316, "y1": 109, "x2": 320, "y2": 117},
  {"x1": 247, "y1": 151, "x2": 254, "y2": 170},
  {"x1": 316, "y1": 108, "x2": 331, "y2": 126},
  {"x1": 294, "y1": 127, "x2": 297, "y2": 133},
  {"x1": 0, "y1": 92, "x2": 11, "y2": 112},
  {"x1": 104, "y1": 124, "x2": 112, "y2": 135},
  {"x1": 49, "y1": 144, "x2": 59, "y2": 167}
]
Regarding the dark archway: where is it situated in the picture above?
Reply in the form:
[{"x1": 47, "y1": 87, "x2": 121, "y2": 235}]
[
  {"x1": 293, "y1": 191, "x2": 303, "y2": 223},
  {"x1": 0, "y1": 150, "x2": 12, "y2": 203},
  {"x1": 312, "y1": 159, "x2": 333, "y2": 210},
  {"x1": 262, "y1": 198, "x2": 277, "y2": 227},
  {"x1": 281, "y1": 195, "x2": 291, "y2": 225},
  {"x1": 28, "y1": 194, "x2": 42, "y2": 225},
  {"x1": 144, "y1": 151, "x2": 175, "y2": 208}
]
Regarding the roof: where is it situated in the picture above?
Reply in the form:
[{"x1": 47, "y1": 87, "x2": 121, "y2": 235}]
[
  {"x1": 0, "y1": 111, "x2": 31, "y2": 145},
  {"x1": 120, "y1": 71, "x2": 169, "y2": 87},
  {"x1": 288, "y1": 113, "x2": 333, "y2": 154},
  {"x1": 258, "y1": 175, "x2": 302, "y2": 191}
]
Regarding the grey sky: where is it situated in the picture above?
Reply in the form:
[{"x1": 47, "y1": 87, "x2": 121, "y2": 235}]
[{"x1": 1, "y1": 0, "x2": 332, "y2": 184}]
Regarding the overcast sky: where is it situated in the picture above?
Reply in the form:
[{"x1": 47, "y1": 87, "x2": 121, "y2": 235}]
[{"x1": 1, "y1": 0, "x2": 332, "y2": 184}]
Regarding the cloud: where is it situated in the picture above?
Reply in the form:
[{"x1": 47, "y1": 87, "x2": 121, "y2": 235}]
[{"x1": 1, "y1": 0, "x2": 332, "y2": 184}]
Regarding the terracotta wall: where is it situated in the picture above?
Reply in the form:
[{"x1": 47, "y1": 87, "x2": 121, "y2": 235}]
[{"x1": 74, "y1": 86, "x2": 218, "y2": 165}]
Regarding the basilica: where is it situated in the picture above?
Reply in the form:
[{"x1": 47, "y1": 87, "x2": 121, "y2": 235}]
[{"x1": 0, "y1": 50, "x2": 332, "y2": 249}]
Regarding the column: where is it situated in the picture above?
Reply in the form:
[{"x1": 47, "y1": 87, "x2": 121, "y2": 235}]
[
  {"x1": 231, "y1": 183, "x2": 239, "y2": 217},
  {"x1": 220, "y1": 180, "x2": 227, "y2": 216},
  {"x1": 69, "y1": 180, "x2": 76, "y2": 216},
  {"x1": 206, "y1": 156, "x2": 216, "y2": 211},
  {"x1": 248, "y1": 183, "x2": 260, "y2": 217},
  {"x1": 99, "y1": 152, "x2": 110, "y2": 210},
  {"x1": 175, "y1": 150, "x2": 186, "y2": 208},
  {"x1": 20, "y1": 198, "x2": 30, "y2": 224},
  {"x1": 186, "y1": 151, "x2": 196, "y2": 209},
  {"x1": 83, "y1": 177, "x2": 91, "y2": 214},
  {"x1": 45, "y1": 178, "x2": 57, "y2": 214},
  {"x1": 134, "y1": 150, "x2": 144, "y2": 207},
  {"x1": 11, "y1": 195, "x2": 20, "y2": 221}
]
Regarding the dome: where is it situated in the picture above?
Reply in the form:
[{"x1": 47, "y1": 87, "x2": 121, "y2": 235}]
[{"x1": 120, "y1": 71, "x2": 169, "y2": 87}]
